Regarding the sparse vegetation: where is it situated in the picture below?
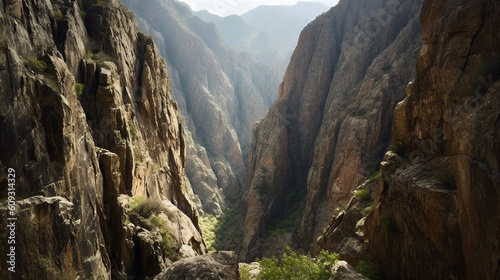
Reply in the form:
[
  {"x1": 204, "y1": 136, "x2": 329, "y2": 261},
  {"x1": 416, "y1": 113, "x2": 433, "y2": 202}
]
[
  {"x1": 239, "y1": 265, "x2": 251, "y2": 280},
  {"x1": 85, "y1": 47, "x2": 94, "y2": 61},
  {"x1": 356, "y1": 261, "x2": 383, "y2": 280},
  {"x1": 130, "y1": 196, "x2": 165, "y2": 218},
  {"x1": 199, "y1": 214, "x2": 218, "y2": 252},
  {"x1": 54, "y1": 9, "x2": 63, "y2": 21},
  {"x1": 161, "y1": 234, "x2": 177, "y2": 260},
  {"x1": 75, "y1": 83, "x2": 84, "y2": 97},
  {"x1": 128, "y1": 120, "x2": 138, "y2": 140},
  {"x1": 213, "y1": 207, "x2": 238, "y2": 249},
  {"x1": 361, "y1": 205, "x2": 375, "y2": 216},
  {"x1": 130, "y1": 196, "x2": 147, "y2": 211},
  {"x1": 368, "y1": 171, "x2": 383, "y2": 183},
  {"x1": 355, "y1": 189, "x2": 371, "y2": 202},
  {"x1": 257, "y1": 247, "x2": 339, "y2": 280},
  {"x1": 24, "y1": 57, "x2": 47, "y2": 73}
]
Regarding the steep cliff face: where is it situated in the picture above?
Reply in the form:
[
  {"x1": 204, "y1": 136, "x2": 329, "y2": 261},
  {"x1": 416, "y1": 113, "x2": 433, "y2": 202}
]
[
  {"x1": 0, "y1": 0, "x2": 204, "y2": 278},
  {"x1": 319, "y1": 0, "x2": 500, "y2": 279},
  {"x1": 238, "y1": 0, "x2": 423, "y2": 261},
  {"x1": 122, "y1": 0, "x2": 280, "y2": 216},
  {"x1": 362, "y1": 0, "x2": 500, "y2": 278}
]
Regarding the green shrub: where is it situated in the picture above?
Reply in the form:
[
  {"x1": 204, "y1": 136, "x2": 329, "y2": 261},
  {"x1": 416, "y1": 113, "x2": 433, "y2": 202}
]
[
  {"x1": 161, "y1": 234, "x2": 177, "y2": 260},
  {"x1": 257, "y1": 247, "x2": 338, "y2": 280},
  {"x1": 85, "y1": 48, "x2": 94, "y2": 61},
  {"x1": 130, "y1": 196, "x2": 165, "y2": 218},
  {"x1": 199, "y1": 214, "x2": 218, "y2": 252},
  {"x1": 149, "y1": 216, "x2": 168, "y2": 232},
  {"x1": 368, "y1": 172, "x2": 383, "y2": 183},
  {"x1": 75, "y1": 83, "x2": 84, "y2": 97},
  {"x1": 354, "y1": 189, "x2": 371, "y2": 202},
  {"x1": 130, "y1": 196, "x2": 147, "y2": 210},
  {"x1": 54, "y1": 9, "x2": 63, "y2": 21},
  {"x1": 24, "y1": 57, "x2": 47, "y2": 73},
  {"x1": 240, "y1": 265, "x2": 251, "y2": 280},
  {"x1": 128, "y1": 120, "x2": 137, "y2": 140},
  {"x1": 356, "y1": 261, "x2": 383, "y2": 280},
  {"x1": 361, "y1": 205, "x2": 375, "y2": 216}
]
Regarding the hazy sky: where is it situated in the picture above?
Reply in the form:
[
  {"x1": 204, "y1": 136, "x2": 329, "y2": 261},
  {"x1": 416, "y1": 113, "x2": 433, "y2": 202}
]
[{"x1": 181, "y1": 0, "x2": 339, "y2": 16}]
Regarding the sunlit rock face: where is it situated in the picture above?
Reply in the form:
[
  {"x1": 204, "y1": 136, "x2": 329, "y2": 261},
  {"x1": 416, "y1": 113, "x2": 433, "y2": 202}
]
[
  {"x1": 237, "y1": 0, "x2": 424, "y2": 261},
  {"x1": 122, "y1": 0, "x2": 281, "y2": 216},
  {"x1": 0, "y1": 0, "x2": 205, "y2": 278}
]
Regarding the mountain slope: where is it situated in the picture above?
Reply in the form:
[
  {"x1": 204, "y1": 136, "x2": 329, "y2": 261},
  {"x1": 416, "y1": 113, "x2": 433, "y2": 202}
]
[
  {"x1": 236, "y1": 0, "x2": 423, "y2": 261},
  {"x1": 0, "y1": 0, "x2": 204, "y2": 278},
  {"x1": 197, "y1": 1, "x2": 331, "y2": 74},
  {"x1": 122, "y1": 0, "x2": 280, "y2": 216}
]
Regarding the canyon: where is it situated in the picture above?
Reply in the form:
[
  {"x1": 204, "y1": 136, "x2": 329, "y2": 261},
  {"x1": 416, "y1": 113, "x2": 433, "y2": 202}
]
[{"x1": 0, "y1": 0, "x2": 499, "y2": 279}]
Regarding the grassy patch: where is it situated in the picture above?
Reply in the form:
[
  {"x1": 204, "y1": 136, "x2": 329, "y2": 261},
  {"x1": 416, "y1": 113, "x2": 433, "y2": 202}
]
[
  {"x1": 354, "y1": 189, "x2": 371, "y2": 202},
  {"x1": 356, "y1": 261, "x2": 383, "y2": 280},
  {"x1": 54, "y1": 9, "x2": 63, "y2": 21},
  {"x1": 75, "y1": 83, "x2": 84, "y2": 97},
  {"x1": 361, "y1": 205, "x2": 375, "y2": 216},
  {"x1": 257, "y1": 247, "x2": 338, "y2": 280},
  {"x1": 24, "y1": 57, "x2": 47, "y2": 73},
  {"x1": 130, "y1": 196, "x2": 166, "y2": 218},
  {"x1": 128, "y1": 120, "x2": 138, "y2": 140},
  {"x1": 240, "y1": 265, "x2": 251, "y2": 280},
  {"x1": 130, "y1": 196, "x2": 147, "y2": 211},
  {"x1": 85, "y1": 47, "x2": 94, "y2": 61}
]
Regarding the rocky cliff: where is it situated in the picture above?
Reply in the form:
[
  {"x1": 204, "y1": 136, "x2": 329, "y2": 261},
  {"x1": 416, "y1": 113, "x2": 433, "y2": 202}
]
[
  {"x1": 237, "y1": 0, "x2": 424, "y2": 261},
  {"x1": 0, "y1": 0, "x2": 205, "y2": 279},
  {"x1": 320, "y1": 0, "x2": 500, "y2": 279},
  {"x1": 122, "y1": 0, "x2": 280, "y2": 216}
]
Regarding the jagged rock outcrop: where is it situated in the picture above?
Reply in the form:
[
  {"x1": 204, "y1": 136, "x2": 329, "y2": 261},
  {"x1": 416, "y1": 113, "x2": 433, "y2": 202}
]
[
  {"x1": 122, "y1": 0, "x2": 280, "y2": 216},
  {"x1": 238, "y1": 0, "x2": 423, "y2": 261},
  {"x1": 359, "y1": 0, "x2": 500, "y2": 279},
  {"x1": 155, "y1": 251, "x2": 240, "y2": 280},
  {"x1": 0, "y1": 0, "x2": 204, "y2": 278}
]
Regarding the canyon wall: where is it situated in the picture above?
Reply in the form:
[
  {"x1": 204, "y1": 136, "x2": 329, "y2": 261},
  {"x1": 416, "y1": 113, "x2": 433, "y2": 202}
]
[
  {"x1": 0, "y1": 0, "x2": 204, "y2": 278},
  {"x1": 238, "y1": 0, "x2": 424, "y2": 261},
  {"x1": 320, "y1": 0, "x2": 500, "y2": 279},
  {"x1": 122, "y1": 0, "x2": 280, "y2": 216}
]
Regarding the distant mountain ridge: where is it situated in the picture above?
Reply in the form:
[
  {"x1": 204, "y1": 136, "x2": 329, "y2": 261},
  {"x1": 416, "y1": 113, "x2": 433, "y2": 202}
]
[
  {"x1": 196, "y1": 1, "x2": 331, "y2": 75},
  {"x1": 122, "y1": 0, "x2": 280, "y2": 216}
]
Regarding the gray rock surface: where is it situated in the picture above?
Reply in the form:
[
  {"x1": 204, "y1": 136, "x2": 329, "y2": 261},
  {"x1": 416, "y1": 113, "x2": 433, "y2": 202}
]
[{"x1": 155, "y1": 251, "x2": 240, "y2": 280}]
